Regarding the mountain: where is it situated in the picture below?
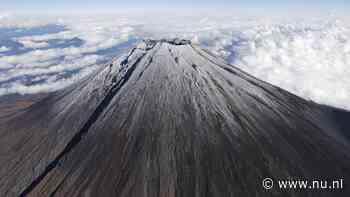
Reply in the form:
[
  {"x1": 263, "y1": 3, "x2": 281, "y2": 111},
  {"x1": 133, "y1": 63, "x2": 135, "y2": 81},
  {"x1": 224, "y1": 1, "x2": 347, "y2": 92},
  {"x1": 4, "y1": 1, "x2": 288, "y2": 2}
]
[{"x1": 0, "y1": 39, "x2": 349, "y2": 197}]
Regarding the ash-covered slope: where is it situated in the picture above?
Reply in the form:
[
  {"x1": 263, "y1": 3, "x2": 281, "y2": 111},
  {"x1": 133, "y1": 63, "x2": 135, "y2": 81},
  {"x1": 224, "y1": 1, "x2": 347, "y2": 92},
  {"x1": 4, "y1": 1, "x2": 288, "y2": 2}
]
[{"x1": 0, "y1": 39, "x2": 350, "y2": 197}]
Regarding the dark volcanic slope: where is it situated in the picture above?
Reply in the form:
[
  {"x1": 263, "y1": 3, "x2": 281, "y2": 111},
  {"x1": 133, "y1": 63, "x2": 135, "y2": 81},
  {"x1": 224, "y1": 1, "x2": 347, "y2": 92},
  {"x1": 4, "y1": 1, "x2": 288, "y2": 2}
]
[{"x1": 0, "y1": 39, "x2": 350, "y2": 197}]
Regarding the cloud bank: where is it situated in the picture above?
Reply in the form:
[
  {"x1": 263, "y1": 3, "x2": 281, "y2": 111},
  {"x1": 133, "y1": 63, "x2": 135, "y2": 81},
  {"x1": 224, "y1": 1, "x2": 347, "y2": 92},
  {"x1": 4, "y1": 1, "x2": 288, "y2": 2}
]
[
  {"x1": 0, "y1": 46, "x2": 10, "y2": 52},
  {"x1": 0, "y1": 13, "x2": 350, "y2": 110}
]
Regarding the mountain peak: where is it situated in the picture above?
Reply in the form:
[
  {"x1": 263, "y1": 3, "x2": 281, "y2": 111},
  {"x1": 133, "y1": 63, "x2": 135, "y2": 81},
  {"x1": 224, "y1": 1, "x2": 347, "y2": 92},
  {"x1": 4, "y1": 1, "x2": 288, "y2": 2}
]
[
  {"x1": 134, "y1": 38, "x2": 192, "y2": 52},
  {"x1": 1, "y1": 40, "x2": 350, "y2": 197},
  {"x1": 144, "y1": 38, "x2": 192, "y2": 45}
]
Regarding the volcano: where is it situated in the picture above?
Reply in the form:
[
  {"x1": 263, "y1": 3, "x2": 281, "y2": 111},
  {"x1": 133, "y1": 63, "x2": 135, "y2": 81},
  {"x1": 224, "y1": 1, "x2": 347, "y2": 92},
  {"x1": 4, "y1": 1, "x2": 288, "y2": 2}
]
[{"x1": 0, "y1": 39, "x2": 350, "y2": 197}]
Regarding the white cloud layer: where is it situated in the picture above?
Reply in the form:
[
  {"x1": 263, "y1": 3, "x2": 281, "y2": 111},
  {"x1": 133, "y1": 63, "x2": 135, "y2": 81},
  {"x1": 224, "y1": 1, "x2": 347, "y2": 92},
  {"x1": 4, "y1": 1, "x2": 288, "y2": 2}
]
[
  {"x1": 229, "y1": 21, "x2": 350, "y2": 110},
  {"x1": 0, "y1": 46, "x2": 10, "y2": 52},
  {"x1": 16, "y1": 39, "x2": 49, "y2": 49},
  {"x1": 0, "y1": 13, "x2": 350, "y2": 110}
]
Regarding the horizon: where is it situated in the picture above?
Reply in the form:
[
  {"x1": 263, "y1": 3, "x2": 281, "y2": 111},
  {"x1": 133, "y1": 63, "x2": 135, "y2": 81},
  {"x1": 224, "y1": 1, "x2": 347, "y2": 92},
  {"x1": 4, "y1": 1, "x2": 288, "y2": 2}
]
[{"x1": 1, "y1": 0, "x2": 349, "y2": 15}]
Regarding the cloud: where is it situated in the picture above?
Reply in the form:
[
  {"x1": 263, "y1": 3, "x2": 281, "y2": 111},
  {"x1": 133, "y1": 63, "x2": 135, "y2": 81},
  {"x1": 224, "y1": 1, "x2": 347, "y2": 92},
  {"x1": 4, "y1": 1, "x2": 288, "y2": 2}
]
[
  {"x1": 0, "y1": 13, "x2": 350, "y2": 111},
  {"x1": 0, "y1": 12, "x2": 11, "y2": 20},
  {"x1": 0, "y1": 46, "x2": 10, "y2": 52},
  {"x1": 16, "y1": 39, "x2": 49, "y2": 49},
  {"x1": 221, "y1": 20, "x2": 350, "y2": 110},
  {"x1": 0, "y1": 54, "x2": 102, "y2": 82},
  {"x1": 0, "y1": 65, "x2": 99, "y2": 95},
  {"x1": 0, "y1": 15, "x2": 138, "y2": 100}
]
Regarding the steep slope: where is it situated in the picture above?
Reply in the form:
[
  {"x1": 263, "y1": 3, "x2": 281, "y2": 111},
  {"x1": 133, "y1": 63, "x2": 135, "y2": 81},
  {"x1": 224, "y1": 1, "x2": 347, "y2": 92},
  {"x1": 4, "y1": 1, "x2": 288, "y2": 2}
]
[{"x1": 0, "y1": 39, "x2": 349, "y2": 197}]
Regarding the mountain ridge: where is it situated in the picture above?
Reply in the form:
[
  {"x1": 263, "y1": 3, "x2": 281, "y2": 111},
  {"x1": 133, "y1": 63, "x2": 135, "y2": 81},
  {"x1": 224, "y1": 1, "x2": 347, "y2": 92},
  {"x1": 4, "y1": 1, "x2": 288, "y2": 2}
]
[{"x1": 0, "y1": 39, "x2": 349, "y2": 197}]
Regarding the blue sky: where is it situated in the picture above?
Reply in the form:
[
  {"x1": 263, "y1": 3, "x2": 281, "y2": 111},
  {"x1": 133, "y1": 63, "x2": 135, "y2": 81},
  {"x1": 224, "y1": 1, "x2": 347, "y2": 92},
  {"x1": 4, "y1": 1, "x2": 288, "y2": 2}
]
[{"x1": 1, "y1": 0, "x2": 349, "y2": 13}]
